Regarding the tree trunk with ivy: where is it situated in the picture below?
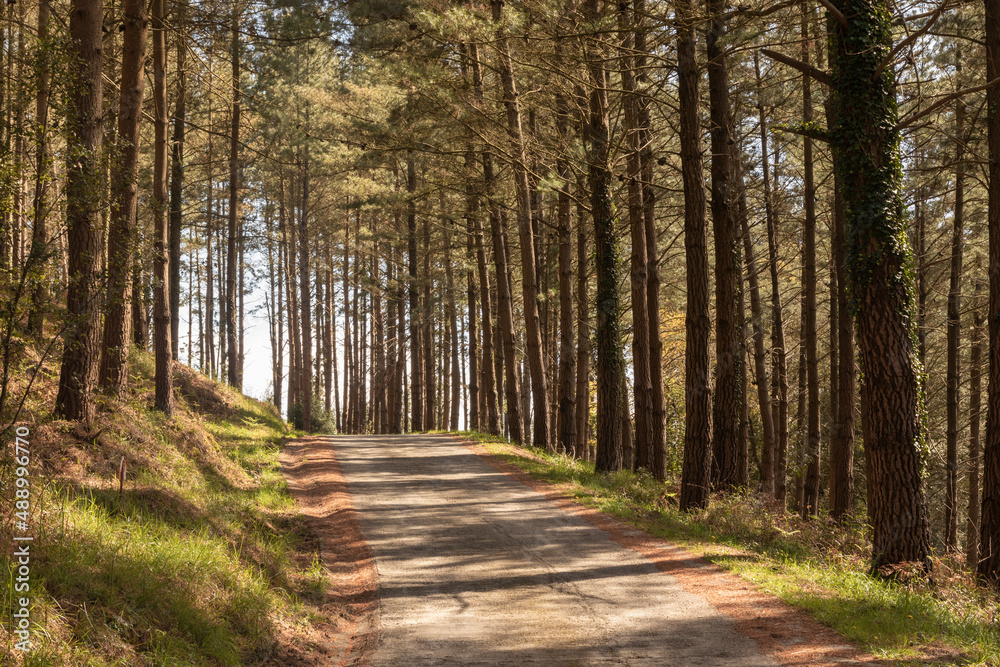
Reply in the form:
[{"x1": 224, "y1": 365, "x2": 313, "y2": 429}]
[
  {"x1": 585, "y1": 0, "x2": 624, "y2": 473},
  {"x1": 829, "y1": 0, "x2": 930, "y2": 571}
]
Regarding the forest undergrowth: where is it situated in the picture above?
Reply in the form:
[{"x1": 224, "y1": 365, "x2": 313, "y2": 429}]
[
  {"x1": 464, "y1": 431, "x2": 1000, "y2": 666},
  {"x1": 0, "y1": 346, "x2": 328, "y2": 666}
]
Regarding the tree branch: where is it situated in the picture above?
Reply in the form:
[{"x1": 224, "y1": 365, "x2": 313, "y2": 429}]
[
  {"x1": 894, "y1": 78, "x2": 1000, "y2": 131},
  {"x1": 873, "y1": 0, "x2": 950, "y2": 80},
  {"x1": 774, "y1": 123, "x2": 831, "y2": 143},
  {"x1": 815, "y1": 0, "x2": 849, "y2": 28},
  {"x1": 761, "y1": 49, "x2": 835, "y2": 88}
]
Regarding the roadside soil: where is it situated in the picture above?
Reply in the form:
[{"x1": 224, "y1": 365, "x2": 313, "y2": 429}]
[
  {"x1": 277, "y1": 435, "x2": 380, "y2": 666},
  {"x1": 281, "y1": 434, "x2": 881, "y2": 666}
]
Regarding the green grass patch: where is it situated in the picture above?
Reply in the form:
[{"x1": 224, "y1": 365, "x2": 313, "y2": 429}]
[
  {"x1": 463, "y1": 431, "x2": 1000, "y2": 666},
  {"x1": 1, "y1": 352, "x2": 321, "y2": 666}
]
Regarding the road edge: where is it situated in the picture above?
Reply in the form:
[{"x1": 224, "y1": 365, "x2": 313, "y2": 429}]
[
  {"x1": 456, "y1": 435, "x2": 882, "y2": 667},
  {"x1": 280, "y1": 435, "x2": 381, "y2": 667}
]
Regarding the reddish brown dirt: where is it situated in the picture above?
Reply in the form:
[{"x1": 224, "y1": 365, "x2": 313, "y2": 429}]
[
  {"x1": 459, "y1": 436, "x2": 882, "y2": 667},
  {"x1": 278, "y1": 435, "x2": 380, "y2": 667}
]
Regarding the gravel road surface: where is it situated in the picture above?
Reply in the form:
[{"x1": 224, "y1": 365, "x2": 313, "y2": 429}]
[{"x1": 334, "y1": 434, "x2": 780, "y2": 667}]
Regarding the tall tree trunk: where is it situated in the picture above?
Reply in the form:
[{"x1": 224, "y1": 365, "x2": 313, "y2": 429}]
[
  {"x1": 407, "y1": 156, "x2": 423, "y2": 431},
  {"x1": 619, "y1": 1, "x2": 652, "y2": 472},
  {"x1": 464, "y1": 70, "x2": 500, "y2": 435},
  {"x1": 151, "y1": 0, "x2": 172, "y2": 413},
  {"x1": 205, "y1": 94, "x2": 215, "y2": 379},
  {"x1": 945, "y1": 92, "x2": 966, "y2": 551},
  {"x1": 325, "y1": 237, "x2": 333, "y2": 417},
  {"x1": 299, "y1": 154, "x2": 312, "y2": 431},
  {"x1": 462, "y1": 130, "x2": 482, "y2": 432},
  {"x1": 100, "y1": 0, "x2": 147, "y2": 395},
  {"x1": 375, "y1": 241, "x2": 388, "y2": 432},
  {"x1": 801, "y1": 5, "x2": 821, "y2": 517},
  {"x1": 831, "y1": 0, "x2": 931, "y2": 570},
  {"x1": 470, "y1": 45, "x2": 522, "y2": 444},
  {"x1": 969, "y1": 278, "x2": 984, "y2": 569},
  {"x1": 226, "y1": 8, "x2": 240, "y2": 389},
  {"x1": 556, "y1": 91, "x2": 577, "y2": 455},
  {"x1": 827, "y1": 92, "x2": 856, "y2": 521},
  {"x1": 393, "y1": 244, "x2": 406, "y2": 432},
  {"x1": 707, "y1": 0, "x2": 744, "y2": 490},
  {"x1": 490, "y1": 0, "x2": 550, "y2": 449},
  {"x1": 422, "y1": 214, "x2": 434, "y2": 429},
  {"x1": 980, "y1": 0, "x2": 1000, "y2": 584},
  {"x1": 636, "y1": 0, "x2": 667, "y2": 481},
  {"x1": 737, "y1": 150, "x2": 774, "y2": 495},
  {"x1": 26, "y1": 0, "x2": 51, "y2": 337},
  {"x1": 334, "y1": 238, "x2": 343, "y2": 431},
  {"x1": 56, "y1": 0, "x2": 105, "y2": 422},
  {"x1": 678, "y1": 0, "x2": 712, "y2": 510},
  {"x1": 169, "y1": 1, "x2": 187, "y2": 360},
  {"x1": 285, "y1": 191, "x2": 300, "y2": 418},
  {"x1": 267, "y1": 215, "x2": 281, "y2": 410},
  {"x1": 445, "y1": 219, "x2": 461, "y2": 430},
  {"x1": 755, "y1": 56, "x2": 789, "y2": 502},
  {"x1": 584, "y1": 0, "x2": 624, "y2": 472}
]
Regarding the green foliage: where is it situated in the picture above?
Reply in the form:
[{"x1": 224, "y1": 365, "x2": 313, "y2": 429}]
[{"x1": 0, "y1": 352, "x2": 329, "y2": 666}]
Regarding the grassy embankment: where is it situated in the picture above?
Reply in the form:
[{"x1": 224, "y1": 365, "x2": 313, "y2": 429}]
[
  {"x1": 463, "y1": 431, "x2": 1000, "y2": 667},
  {"x1": 0, "y1": 350, "x2": 331, "y2": 666}
]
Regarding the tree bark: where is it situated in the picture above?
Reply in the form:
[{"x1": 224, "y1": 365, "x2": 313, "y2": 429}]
[
  {"x1": 945, "y1": 93, "x2": 966, "y2": 550},
  {"x1": 707, "y1": 0, "x2": 744, "y2": 490},
  {"x1": 168, "y1": 1, "x2": 187, "y2": 360},
  {"x1": 585, "y1": 0, "x2": 624, "y2": 472},
  {"x1": 100, "y1": 0, "x2": 147, "y2": 396},
  {"x1": 636, "y1": 0, "x2": 667, "y2": 481},
  {"x1": 737, "y1": 150, "x2": 774, "y2": 496},
  {"x1": 969, "y1": 279, "x2": 984, "y2": 569},
  {"x1": 297, "y1": 154, "x2": 312, "y2": 430},
  {"x1": 471, "y1": 45, "x2": 522, "y2": 444},
  {"x1": 205, "y1": 91, "x2": 216, "y2": 379},
  {"x1": 831, "y1": 0, "x2": 931, "y2": 570},
  {"x1": 490, "y1": 0, "x2": 550, "y2": 449},
  {"x1": 407, "y1": 156, "x2": 423, "y2": 432},
  {"x1": 466, "y1": 126, "x2": 499, "y2": 434},
  {"x1": 801, "y1": 5, "x2": 821, "y2": 517},
  {"x1": 151, "y1": 0, "x2": 172, "y2": 414},
  {"x1": 827, "y1": 93, "x2": 856, "y2": 521},
  {"x1": 26, "y1": 0, "x2": 51, "y2": 338},
  {"x1": 575, "y1": 190, "x2": 590, "y2": 460},
  {"x1": 556, "y1": 91, "x2": 577, "y2": 455},
  {"x1": 445, "y1": 219, "x2": 461, "y2": 430},
  {"x1": 619, "y1": 1, "x2": 652, "y2": 472},
  {"x1": 754, "y1": 55, "x2": 789, "y2": 501},
  {"x1": 678, "y1": 0, "x2": 712, "y2": 510},
  {"x1": 56, "y1": 0, "x2": 105, "y2": 422},
  {"x1": 981, "y1": 0, "x2": 1000, "y2": 584},
  {"x1": 226, "y1": 9, "x2": 241, "y2": 389}
]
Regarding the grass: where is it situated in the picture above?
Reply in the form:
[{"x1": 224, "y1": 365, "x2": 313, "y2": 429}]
[
  {"x1": 0, "y1": 351, "x2": 327, "y2": 666},
  {"x1": 463, "y1": 430, "x2": 1000, "y2": 666}
]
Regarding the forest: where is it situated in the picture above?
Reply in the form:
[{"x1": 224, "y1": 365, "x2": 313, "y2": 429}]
[{"x1": 2, "y1": 0, "x2": 1000, "y2": 633}]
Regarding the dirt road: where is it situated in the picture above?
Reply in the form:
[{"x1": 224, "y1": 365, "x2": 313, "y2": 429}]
[{"x1": 330, "y1": 434, "x2": 784, "y2": 666}]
